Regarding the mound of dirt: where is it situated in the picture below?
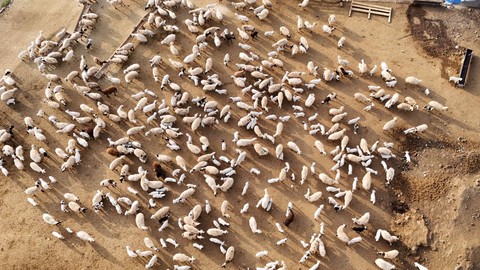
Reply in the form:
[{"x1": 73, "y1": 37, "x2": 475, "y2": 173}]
[
  {"x1": 392, "y1": 209, "x2": 429, "y2": 252},
  {"x1": 407, "y1": 5, "x2": 466, "y2": 78},
  {"x1": 390, "y1": 134, "x2": 480, "y2": 268}
]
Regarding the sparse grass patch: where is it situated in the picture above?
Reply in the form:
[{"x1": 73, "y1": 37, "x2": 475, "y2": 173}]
[{"x1": 1, "y1": 0, "x2": 11, "y2": 8}]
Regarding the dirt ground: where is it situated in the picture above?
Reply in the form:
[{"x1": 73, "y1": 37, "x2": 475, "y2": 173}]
[{"x1": 0, "y1": 0, "x2": 479, "y2": 269}]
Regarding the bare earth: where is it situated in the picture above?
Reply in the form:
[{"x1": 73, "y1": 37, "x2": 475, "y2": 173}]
[{"x1": 0, "y1": 0, "x2": 479, "y2": 269}]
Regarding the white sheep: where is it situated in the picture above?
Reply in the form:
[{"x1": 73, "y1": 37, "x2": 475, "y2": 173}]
[
  {"x1": 249, "y1": 216, "x2": 262, "y2": 234},
  {"x1": 173, "y1": 253, "x2": 195, "y2": 263},
  {"x1": 358, "y1": 59, "x2": 368, "y2": 75},
  {"x1": 352, "y1": 212, "x2": 370, "y2": 225},
  {"x1": 287, "y1": 141, "x2": 301, "y2": 154},
  {"x1": 427, "y1": 100, "x2": 448, "y2": 111},
  {"x1": 405, "y1": 76, "x2": 422, "y2": 85},
  {"x1": 448, "y1": 76, "x2": 462, "y2": 84},
  {"x1": 414, "y1": 262, "x2": 429, "y2": 270},
  {"x1": 322, "y1": 25, "x2": 335, "y2": 34},
  {"x1": 336, "y1": 224, "x2": 349, "y2": 243},
  {"x1": 146, "y1": 255, "x2": 158, "y2": 269},
  {"x1": 76, "y1": 231, "x2": 95, "y2": 242},
  {"x1": 375, "y1": 259, "x2": 396, "y2": 270},
  {"x1": 354, "y1": 93, "x2": 371, "y2": 103},
  {"x1": 375, "y1": 229, "x2": 399, "y2": 245},
  {"x1": 378, "y1": 250, "x2": 399, "y2": 259},
  {"x1": 222, "y1": 246, "x2": 235, "y2": 267},
  {"x1": 135, "y1": 213, "x2": 148, "y2": 230},
  {"x1": 383, "y1": 117, "x2": 397, "y2": 131},
  {"x1": 30, "y1": 162, "x2": 46, "y2": 174}
]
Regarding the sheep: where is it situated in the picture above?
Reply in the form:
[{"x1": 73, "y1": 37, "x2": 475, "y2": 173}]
[
  {"x1": 328, "y1": 129, "x2": 346, "y2": 141},
  {"x1": 42, "y1": 213, "x2": 61, "y2": 225},
  {"x1": 404, "y1": 124, "x2": 428, "y2": 134},
  {"x1": 124, "y1": 71, "x2": 139, "y2": 84},
  {"x1": 234, "y1": 13, "x2": 249, "y2": 23},
  {"x1": 413, "y1": 262, "x2": 428, "y2": 270},
  {"x1": 249, "y1": 216, "x2": 262, "y2": 233},
  {"x1": 375, "y1": 259, "x2": 396, "y2": 270},
  {"x1": 375, "y1": 229, "x2": 399, "y2": 245},
  {"x1": 279, "y1": 26, "x2": 291, "y2": 39},
  {"x1": 173, "y1": 253, "x2": 196, "y2": 263},
  {"x1": 358, "y1": 59, "x2": 368, "y2": 75},
  {"x1": 449, "y1": 76, "x2": 462, "y2": 84},
  {"x1": 304, "y1": 21, "x2": 316, "y2": 31},
  {"x1": 101, "y1": 86, "x2": 118, "y2": 97},
  {"x1": 354, "y1": 93, "x2": 371, "y2": 103},
  {"x1": 378, "y1": 250, "x2": 399, "y2": 259},
  {"x1": 30, "y1": 162, "x2": 46, "y2": 174},
  {"x1": 405, "y1": 76, "x2": 422, "y2": 85},
  {"x1": 305, "y1": 93, "x2": 315, "y2": 107},
  {"x1": 304, "y1": 188, "x2": 323, "y2": 202},
  {"x1": 284, "y1": 203, "x2": 294, "y2": 226},
  {"x1": 222, "y1": 246, "x2": 235, "y2": 267},
  {"x1": 135, "y1": 213, "x2": 148, "y2": 230},
  {"x1": 298, "y1": 0, "x2": 309, "y2": 8},
  {"x1": 383, "y1": 117, "x2": 398, "y2": 131},
  {"x1": 337, "y1": 36, "x2": 346, "y2": 48},
  {"x1": 322, "y1": 25, "x2": 335, "y2": 34},
  {"x1": 352, "y1": 212, "x2": 370, "y2": 226},
  {"x1": 336, "y1": 224, "x2": 349, "y2": 243},
  {"x1": 426, "y1": 100, "x2": 448, "y2": 111},
  {"x1": 287, "y1": 141, "x2": 301, "y2": 154}
]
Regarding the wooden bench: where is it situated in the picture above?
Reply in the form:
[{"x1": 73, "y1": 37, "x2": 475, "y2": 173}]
[
  {"x1": 457, "y1": 48, "x2": 473, "y2": 88},
  {"x1": 349, "y1": 1, "x2": 392, "y2": 23}
]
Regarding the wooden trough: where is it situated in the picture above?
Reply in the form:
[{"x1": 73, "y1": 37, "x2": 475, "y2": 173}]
[
  {"x1": 457, "y1": 48, "x2": 473, "y2": 88},
  {"x1": 349, "y1": 1, "x2": 392, "y2": 23},
  {"x1": 411, "y1": 0, "x2": 443, "y2": 6},
  {"x1": 94, "y1": 10, "x2": 153, "y2": 79}
]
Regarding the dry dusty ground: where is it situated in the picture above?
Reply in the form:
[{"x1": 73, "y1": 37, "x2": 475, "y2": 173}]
[{"x1": 0, "y1": 0, "x2": 479, "y2": 269}]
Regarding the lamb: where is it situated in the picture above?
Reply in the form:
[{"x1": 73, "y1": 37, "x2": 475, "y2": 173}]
[
  {"x1": 448, "y1": 76, "x2": 462, "y2": 84},
  {"x1": 337, "y1": 36, "x2": 346, "y2": 48},
  {"x1": 298, "y1": 0, "x2": 309, "y2": 8}
]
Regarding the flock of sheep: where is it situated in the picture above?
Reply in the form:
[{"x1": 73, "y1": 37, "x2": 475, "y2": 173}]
[{"x1": 0, "y1": 0, "x2": 452, "y2": 269}]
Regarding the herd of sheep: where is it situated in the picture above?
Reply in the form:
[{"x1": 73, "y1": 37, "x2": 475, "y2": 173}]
[{"x1": 0, "y1": 0, "x2": 454, "y2": 269}]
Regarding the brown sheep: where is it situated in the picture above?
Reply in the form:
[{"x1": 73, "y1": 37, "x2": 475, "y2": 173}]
[
  {"x1": 101, "y1": 86, "x2": 118, "y2": 97},
  {"x1": 283, "y1": 207, "x2": 294, "y2": 227},
  {"x1": 106, "y1": 147, "x2": 120, "y2": 156},
  {"x1": 83, "y1": 127, "x2": 94, "y2": 138},
  {"x1": 152, "y1": 161, "x2": 166, "y2": 179}
]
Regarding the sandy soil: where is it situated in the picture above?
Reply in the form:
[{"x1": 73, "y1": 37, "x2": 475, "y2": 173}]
[{"x1": 0, "y1": 0, "x2": 479, "y2": 269}]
